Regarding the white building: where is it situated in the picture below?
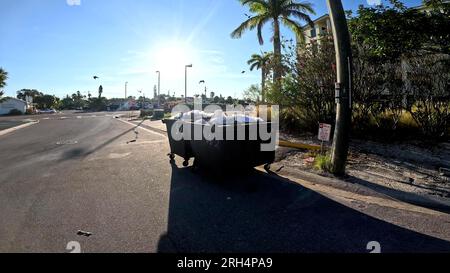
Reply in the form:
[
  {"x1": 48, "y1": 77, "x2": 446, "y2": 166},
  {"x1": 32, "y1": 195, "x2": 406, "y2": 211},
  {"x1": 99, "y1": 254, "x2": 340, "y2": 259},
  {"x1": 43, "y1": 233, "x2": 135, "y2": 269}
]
[
  {"x1": 0, "y1": 98, "x2": 27, "y2": 115},
  {"x1": 302, "y1": 14, "x2": 332, "y2": 46}
]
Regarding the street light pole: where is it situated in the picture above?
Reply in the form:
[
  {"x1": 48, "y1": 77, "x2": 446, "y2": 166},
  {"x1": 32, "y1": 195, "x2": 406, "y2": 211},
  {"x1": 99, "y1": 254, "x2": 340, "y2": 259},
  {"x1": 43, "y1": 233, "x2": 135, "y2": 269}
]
[
  {"x1": 125, "y1": 82, "x2": 128, "y2": 99},
  {"x1": 185, "y1": 64, "x2": 193, "y2": 104},
  {"x1": 327, "y1": 0, "x2": 353, "y2": 176},
  {"x1": 199, "y1": 80, "x2": 207, "y2": 102},
  {"x1": 138, "y1": 90, "x2": 145, "y2": 109},
  {"x1": 156, "y1": 71, "x2": 160, "y2": 108}
]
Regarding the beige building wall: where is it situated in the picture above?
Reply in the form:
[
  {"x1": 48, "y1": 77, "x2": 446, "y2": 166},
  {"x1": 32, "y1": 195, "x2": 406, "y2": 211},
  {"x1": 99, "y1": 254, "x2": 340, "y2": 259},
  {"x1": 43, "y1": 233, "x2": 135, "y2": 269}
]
[{"x1": 302, "y1": 14, "x2": 332, "y2": 46}]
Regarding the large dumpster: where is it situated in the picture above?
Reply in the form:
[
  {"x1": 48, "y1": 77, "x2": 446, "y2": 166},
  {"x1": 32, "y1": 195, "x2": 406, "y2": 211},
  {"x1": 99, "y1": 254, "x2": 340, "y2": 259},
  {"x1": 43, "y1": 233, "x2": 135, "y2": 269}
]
[
  {"x1": 189, "y1": 121, "x2": 277, "y2": 173},
  {"x1": 162, "y1": 119, "x2": 193, "y2": 166}
]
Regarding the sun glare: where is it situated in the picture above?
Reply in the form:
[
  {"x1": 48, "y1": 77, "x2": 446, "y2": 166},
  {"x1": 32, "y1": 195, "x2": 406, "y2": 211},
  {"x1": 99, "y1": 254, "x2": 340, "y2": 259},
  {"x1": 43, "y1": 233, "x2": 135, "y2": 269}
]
[{"x1": 153, "y1": 42, "x2": 194, "y2": 76}]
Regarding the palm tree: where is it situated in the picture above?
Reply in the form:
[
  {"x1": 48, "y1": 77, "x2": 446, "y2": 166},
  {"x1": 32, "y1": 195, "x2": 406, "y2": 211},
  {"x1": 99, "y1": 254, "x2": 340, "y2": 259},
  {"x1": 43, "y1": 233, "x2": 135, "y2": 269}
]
[
  {"x1": 98, "y1": 85, "x2": 103, "y2": 98},
  {"x1": 0, "y1": 68, "x2": 8, "y2": 101},
  {"x1": 231, "y1": 0, "x2": 315, "y2": 86},
  {"x1": 247, "y1": 52, "x2": 272, "y2": 103}
]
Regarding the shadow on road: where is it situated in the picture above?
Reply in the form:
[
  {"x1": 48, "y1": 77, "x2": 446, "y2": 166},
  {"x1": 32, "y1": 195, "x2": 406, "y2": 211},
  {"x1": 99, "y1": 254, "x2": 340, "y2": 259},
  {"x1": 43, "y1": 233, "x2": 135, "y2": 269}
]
[
  {"x1": 346, "y1": 175, "x2": 450, "y2": 214},
  {"x1": 60, "y1": 126, "x2": 138, "y2": 161},
  {"x1": 157, "y1": 163, "x2": 450, "y2": 253}
]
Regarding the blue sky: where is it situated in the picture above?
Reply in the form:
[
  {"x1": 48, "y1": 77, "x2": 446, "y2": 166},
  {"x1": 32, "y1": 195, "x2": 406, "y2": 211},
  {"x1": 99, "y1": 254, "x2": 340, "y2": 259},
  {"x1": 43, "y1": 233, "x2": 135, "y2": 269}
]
[{"x1": 0, "y1": 0, "x2": 422, "y2": 99}]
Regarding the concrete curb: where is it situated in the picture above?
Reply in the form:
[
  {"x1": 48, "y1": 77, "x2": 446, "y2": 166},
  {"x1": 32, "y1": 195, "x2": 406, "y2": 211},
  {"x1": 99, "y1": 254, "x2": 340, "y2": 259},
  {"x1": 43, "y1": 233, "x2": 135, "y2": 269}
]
[
  {"x1": 265, "y1": 162, "x2": 450, "y2": 213},
  {"x1": 0, "y1": 120, "x2": 39, "y2": 137}
]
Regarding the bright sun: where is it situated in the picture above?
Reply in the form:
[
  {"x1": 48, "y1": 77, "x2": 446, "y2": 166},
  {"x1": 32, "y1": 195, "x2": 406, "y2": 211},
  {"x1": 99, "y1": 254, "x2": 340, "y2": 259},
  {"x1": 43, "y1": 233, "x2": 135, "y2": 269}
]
[{"x1": 153, "y1": 43, "x2": 193, "y2": 75}]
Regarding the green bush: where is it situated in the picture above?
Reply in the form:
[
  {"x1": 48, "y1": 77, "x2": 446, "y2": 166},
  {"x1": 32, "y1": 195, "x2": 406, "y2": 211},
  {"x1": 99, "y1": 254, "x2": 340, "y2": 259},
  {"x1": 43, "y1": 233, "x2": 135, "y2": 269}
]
[
  {"x1": 152, "y1": 109, "x2": 165, "y2": 120},
  {"x1": 314, "y1": 154, "x2": 332, "y2": 172},
  {"x1": 140, "y1": 109, "x2": 154, "y2": 118},
  {"x1": 267, "y1": 36, "x2": 336, "y2": 134}
]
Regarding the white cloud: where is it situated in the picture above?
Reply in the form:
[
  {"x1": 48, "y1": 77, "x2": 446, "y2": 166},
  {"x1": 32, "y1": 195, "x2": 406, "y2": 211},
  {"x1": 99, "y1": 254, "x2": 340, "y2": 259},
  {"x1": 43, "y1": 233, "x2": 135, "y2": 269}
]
[
  {"x1": 66, "y1": 0, "x2": 81, "y2": 6},
  {"x1": 367, "y1": 0, "x2": 382, "y2": 6}
]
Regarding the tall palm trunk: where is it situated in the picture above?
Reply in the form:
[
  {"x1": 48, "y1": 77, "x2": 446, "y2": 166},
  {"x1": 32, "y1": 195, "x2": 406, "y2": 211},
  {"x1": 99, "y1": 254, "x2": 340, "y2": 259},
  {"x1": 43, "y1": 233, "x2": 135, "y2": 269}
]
[
  {"x1": 273, "y1": 18, "x2": 282, "y2": 89},
  {"x1": 261, "y1": 68, "x2": 266, "y2": 103}
]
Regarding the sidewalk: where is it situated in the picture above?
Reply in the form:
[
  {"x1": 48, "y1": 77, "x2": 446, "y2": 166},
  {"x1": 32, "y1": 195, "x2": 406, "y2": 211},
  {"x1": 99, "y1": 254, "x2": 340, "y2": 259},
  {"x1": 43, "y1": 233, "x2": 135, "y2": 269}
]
[
  {"x1": 129, "y1": 119, "x2": 167, "y2": 134},
  {"x1": 128, "y1": 117, "x2": 450, "y2": 212},
  {"x1": 264, "y1": 161, "x2": 450, "y2": 213}
]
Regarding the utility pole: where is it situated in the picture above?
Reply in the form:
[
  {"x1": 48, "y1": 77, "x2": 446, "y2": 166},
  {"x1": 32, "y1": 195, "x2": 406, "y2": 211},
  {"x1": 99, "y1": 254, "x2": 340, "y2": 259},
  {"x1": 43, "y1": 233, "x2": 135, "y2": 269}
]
[
  {"x1": 199, "y1": 80, "x2": 207, "y2": 102},
  {"x1": 327, "y1": 0, "x2": 353, "y2": 176},
  {"x1": 156, "y1": 71, "x2": 160, "y2": 108},
  {"x1": 125, "y1": 82, "x2": 128, "y2": 99},
  {"x1": 185, "y1": 64, "x2": 193, "y2": 104}
]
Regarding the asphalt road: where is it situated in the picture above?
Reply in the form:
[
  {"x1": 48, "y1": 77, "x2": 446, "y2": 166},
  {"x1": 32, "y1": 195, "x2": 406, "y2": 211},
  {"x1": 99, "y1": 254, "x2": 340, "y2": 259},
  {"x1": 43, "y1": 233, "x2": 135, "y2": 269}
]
[
  {"x1": 0, "y1": 111, "x2": 449, "y2": 253},
  {"x1": 0, "y1": 120, "x2": 24, "y2": 131}
]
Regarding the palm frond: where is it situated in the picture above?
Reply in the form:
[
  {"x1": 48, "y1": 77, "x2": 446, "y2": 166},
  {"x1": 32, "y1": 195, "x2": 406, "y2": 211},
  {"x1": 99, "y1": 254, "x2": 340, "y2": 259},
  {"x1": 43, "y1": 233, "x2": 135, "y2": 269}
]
[
  {"x1": 249, "y1": 62, "x2": 261, "y2": 71},
  {"x1": 284, "y1": 9, "x2": 314, "y2": 27},
  {"x1": 257, "y1": 16, "x2": 271, "y2": 45},
  {"x1": 0, "y1": 68, "x2": 8, "y2": 89},
  {"x1": 247, "y1": 54, "x2": 261, "y2": 64},
  {"x1": 283, "y1": 1, "x2": 315, "y2": 15},
  {"x1": 231, "y1": 16, "x2": 265, "y2": 39},
  {"x1": 242, "y1": 0, "x2": 269, "y2": 10},
  {"x1": 282, "y1": 17, "x2": 306, "y2": 43}
]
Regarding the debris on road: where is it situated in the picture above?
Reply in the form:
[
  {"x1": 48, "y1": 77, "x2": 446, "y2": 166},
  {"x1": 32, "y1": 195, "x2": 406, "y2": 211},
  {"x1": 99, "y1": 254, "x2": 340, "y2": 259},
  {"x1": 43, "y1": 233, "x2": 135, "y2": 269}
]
[{"x1": 77, "y1": 230, "x2": 93, "y2": 237}]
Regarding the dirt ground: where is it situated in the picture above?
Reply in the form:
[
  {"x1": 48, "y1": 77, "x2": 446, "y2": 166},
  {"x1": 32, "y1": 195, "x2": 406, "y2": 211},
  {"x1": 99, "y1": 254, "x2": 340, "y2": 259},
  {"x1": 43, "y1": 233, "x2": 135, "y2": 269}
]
[{"x1": 276, "y1": 133, "x2": 450, "y2": 200}]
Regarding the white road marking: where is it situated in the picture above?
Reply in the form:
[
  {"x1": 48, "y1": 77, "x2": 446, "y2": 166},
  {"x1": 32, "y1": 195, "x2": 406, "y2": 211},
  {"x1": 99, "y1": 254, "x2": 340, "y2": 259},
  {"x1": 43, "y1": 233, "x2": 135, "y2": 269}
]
[
  {"x1": 116, "y1": 119, "x2": 166, "y2": 138},
  {"x1": 77, "y1": 116, "x2": 82, "y2": 119},
  {"x1": 0, "y1": 121, "x2": 40, "y2": 137}
]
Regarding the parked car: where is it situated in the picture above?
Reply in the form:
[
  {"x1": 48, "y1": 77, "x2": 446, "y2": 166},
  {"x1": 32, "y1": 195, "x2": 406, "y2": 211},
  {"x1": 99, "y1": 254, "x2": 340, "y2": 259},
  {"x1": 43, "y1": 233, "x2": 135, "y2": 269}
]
[{"x1": 37, "y1": 109, "x2": 57, "y2": 114}]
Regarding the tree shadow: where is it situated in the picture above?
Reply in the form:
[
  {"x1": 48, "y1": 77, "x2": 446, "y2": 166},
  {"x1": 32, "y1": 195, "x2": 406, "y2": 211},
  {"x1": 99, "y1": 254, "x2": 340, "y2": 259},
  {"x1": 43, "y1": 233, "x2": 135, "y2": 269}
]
[
  {"x1": 157, "y1": 164, "x2": 450, "y2": 253},
  {"x1": 60, "y1": 127, "x2": 138, "y2": 161}
]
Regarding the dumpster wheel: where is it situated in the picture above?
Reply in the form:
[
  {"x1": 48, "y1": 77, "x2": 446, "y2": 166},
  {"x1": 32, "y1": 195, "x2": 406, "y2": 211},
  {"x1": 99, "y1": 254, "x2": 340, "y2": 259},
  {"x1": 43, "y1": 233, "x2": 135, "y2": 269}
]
[
  {"x1": 168, "y1": 153, "x2": 176, "y2": 164},
  {"x1": 183, "y1": 159, "x2": 189, "y2": 167}
]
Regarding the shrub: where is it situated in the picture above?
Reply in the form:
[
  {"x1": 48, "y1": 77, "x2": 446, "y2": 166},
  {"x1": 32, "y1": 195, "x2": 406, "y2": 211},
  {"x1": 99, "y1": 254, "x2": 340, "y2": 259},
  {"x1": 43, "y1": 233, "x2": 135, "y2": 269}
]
[
  {"x1": 404, "y1": 53, "x2": 450, "y2": 138},
  {"x1": 140, "y1": 109, "x2": 153, "y2": 118},
  {"x1": 314, "y1": 154, "x2": 332, "y2": 172},
  {"x1": 152, "y1": 109, "x2": 165, "y2": 120},
  {"x1": 267, "y1": 36, "x2": 336, "y2": 134}
]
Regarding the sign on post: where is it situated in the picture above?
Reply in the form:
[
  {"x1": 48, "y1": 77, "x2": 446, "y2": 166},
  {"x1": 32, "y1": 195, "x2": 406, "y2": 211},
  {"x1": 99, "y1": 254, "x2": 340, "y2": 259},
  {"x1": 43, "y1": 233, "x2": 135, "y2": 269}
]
[
  {"x1": 25, "y1": 95, "x2": 33, "y2": 104},
  {"x1": 318, "y1": 123, "x2": 332, "y2": 142}
]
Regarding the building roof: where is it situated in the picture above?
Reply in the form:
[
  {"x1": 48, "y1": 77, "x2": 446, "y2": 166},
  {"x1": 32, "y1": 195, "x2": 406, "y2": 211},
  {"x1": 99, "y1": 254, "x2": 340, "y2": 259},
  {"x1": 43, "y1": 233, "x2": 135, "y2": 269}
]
[
  {"x1": 1, "y1": 97, "x2": 27, "y2": 104},
  {"x1": 301, "y1": 14, "x2": 330, "y2": 29}
]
